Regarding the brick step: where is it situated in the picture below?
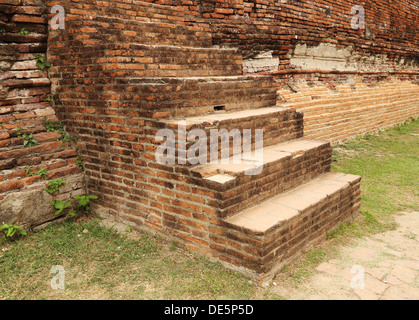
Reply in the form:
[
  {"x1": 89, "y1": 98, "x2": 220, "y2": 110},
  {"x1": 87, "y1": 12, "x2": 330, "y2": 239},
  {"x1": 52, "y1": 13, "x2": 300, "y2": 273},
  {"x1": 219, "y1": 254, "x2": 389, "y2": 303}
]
[
  {"x1": 185, "y1": 138, "x2": 332, "y2": 218},
  {"x1": 0, "y1": 139, "x2": 76, "y2": 169},
  {"x1": 126, "y1": 75, "x2": 277, "y2": 119},
  {"x1": 217, "y1": 172, "x2": 361, "y2": 278},
  {"x1": 62, "y1": 16, "x2": 211, "y2": 49},
  {"x1": 99, "y1": 42, "x2": 243, "y2": 77},
  {"x1": 148, "y1": 106, "x2": 304, "y2": 165}
]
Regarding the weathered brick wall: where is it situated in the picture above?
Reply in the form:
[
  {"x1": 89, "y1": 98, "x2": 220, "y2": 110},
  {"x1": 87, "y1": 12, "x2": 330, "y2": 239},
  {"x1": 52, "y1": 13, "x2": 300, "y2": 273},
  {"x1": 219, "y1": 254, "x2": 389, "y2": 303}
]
[
  {"x1": 147, "y1": 0, "x2": 419, "y2": 143},
  {"x1": 50, "y1": 0, "x2": 418, "y2": 145},
  {"x1": 145, "y1": 0, "x2": 419, "y2": 60},
  {"x1": 50, "y1": 0, "x2": 419, "y2": 64},
  {"x1": 0, "y1": 0, "x2": 85, "y2": 229}
]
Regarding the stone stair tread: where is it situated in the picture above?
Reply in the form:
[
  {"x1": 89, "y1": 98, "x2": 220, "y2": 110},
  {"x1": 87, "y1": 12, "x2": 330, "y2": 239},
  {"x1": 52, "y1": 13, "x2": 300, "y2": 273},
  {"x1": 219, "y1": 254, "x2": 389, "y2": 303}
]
[
  {"x1": 122, "y1": 42, "x2": 239, "y2": 52},
  {"x1": 128, "y1": 75, "x2": 269, "y2": 84},
  {"x1": 223, "y1": 172, "x2": 360, "y2": 234},
  {"x1": 161, "y1": 106, "x2": 292, "y2": 125},
  {"x1": 168, "y1": 75, "x2": 265, "y2": 81},
  {"x1": 192, "y1": 138, "x2": 329, "y2": 179}
]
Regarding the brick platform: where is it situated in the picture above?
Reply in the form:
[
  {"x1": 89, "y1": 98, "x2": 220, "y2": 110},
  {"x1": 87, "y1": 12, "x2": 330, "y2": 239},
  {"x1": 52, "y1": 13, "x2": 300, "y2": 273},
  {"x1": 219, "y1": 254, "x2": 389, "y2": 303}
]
[{"x1": 46, "y1": 0, "x2": 364, "y2": 281}]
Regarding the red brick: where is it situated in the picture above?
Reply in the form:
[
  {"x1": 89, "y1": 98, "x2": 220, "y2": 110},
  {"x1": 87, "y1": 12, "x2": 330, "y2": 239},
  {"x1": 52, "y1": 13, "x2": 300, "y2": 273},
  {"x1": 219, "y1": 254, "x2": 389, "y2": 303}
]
[{"x1": 0, "y1": 180, "x2": 24, "y2": 193}]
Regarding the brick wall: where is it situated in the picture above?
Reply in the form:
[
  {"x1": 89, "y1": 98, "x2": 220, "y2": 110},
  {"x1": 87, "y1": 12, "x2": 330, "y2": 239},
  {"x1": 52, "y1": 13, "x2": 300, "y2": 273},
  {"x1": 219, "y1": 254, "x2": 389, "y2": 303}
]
[
  {"x1": 274, "y1": 72, "x2": 419, "y2": 143},
  {"x1": 0, "y1": 0, "x2": 85, "y2": 229},
  {"x1": 50, "y1": 0, "x2": 419, "y2": 62},
  {"x1": 145, "y1": 0, "x2": 419, "y2": 61},
  {"x1": 145, "y1": 0, "x2": 419, "y2": 143}
]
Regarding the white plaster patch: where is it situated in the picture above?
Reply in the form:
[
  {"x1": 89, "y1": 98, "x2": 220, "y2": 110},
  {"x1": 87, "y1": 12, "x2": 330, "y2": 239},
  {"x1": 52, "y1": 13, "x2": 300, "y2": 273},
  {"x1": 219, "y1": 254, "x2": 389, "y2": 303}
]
[{"x1": 243, "y1": 51, "x2": 279, "y2": 73}]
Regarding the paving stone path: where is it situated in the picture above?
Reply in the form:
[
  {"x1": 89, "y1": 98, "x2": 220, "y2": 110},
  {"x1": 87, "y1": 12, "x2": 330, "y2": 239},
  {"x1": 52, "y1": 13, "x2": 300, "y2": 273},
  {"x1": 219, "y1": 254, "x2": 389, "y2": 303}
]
[
  {"x1": 271, "y1": 211, "x2": 419, "y2": 300},
  {"x1": 101, "y1": 211, "x2": 418, "y2": 300}
]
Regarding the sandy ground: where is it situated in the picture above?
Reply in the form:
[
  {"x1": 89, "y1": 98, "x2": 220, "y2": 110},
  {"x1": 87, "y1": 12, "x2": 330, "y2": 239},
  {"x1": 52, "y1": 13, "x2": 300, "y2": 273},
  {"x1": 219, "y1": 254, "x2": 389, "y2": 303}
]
[
  {"x1": 270, "y1": 211, "x2": 419, "y2": 300},
  {"x1": 100, "y1": 211, "x2": 418, "y2": 300}
]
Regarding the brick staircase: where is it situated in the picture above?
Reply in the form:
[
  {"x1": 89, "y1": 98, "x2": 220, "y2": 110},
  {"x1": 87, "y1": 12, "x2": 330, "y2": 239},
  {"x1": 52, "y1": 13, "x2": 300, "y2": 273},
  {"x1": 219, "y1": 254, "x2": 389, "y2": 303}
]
[{"x1": 49, "y1": 0, "x2": 362, "y2": 282}]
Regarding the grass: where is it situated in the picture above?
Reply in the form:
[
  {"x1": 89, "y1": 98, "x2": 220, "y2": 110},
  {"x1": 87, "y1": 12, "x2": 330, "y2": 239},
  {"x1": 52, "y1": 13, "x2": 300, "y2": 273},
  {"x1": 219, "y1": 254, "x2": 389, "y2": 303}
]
[
  {"x1": 272, "y1": 118, "x2": 418, "y2": 284},
  {"x1": 332, "y1": 118, "x2": 418, "y2": 233},
  {"x1": 0, "y1": 118, "x2": 417, "y2": 299},
  {"x1": 279, "y1": 249, "x2": 329, "y2": 283},
  {"x1": 0, "y1": 219, "x2": 255, "y2": 299}
]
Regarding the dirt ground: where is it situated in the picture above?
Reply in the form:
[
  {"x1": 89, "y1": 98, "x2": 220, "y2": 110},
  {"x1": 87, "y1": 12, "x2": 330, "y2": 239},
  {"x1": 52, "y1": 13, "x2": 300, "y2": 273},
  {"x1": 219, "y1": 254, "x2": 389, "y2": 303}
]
[
  {"x1": 100, "y1": 210, "x2": 418, "y2": 300},
  {"x1": 269, "y1": 211, "x2": 419, "y2": 300}
]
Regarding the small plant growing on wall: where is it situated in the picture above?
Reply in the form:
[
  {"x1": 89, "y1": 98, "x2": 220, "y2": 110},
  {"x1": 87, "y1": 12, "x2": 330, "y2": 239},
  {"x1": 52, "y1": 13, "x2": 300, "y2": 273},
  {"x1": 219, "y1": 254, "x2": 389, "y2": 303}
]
[
  {"x1": 50, "y1": 200, "x2": 72, "y2": 215},
  {"x1": 25, "y1": 166, "x2": 48, "y2": 179},
  {"x1": 35, "y1": 167, "x2": 48, "y2": 180},
  {"x1": 19, "y1": 27, "x2": 29, "y2": 35},
  {"x1": 50, "y1": 194, "x2": 98, "y2": 220},
  {"x1": 73, "y1": 195, "x2": 98, "y2": 214},
  {"x1": 17, "y1": 128, "x2": 38, "y2": 148},
  {"x1": 45, "y1": 178, "x2": 66, "y2": 194},
  {"x1": 25, "y1": 165, "x2": 33, "y2": 176},
  {"x1": 22, "y1": 133, "x2": 38, "y2": 147},
  {"x1": 42, "y1": 118, "x2": 73, "y2": 142},
  {"x1": 17, "y1": 127, "x2": 38, "y2": 147},
  {"x1": 35, "y1": 54, "x2": 50, "y2": 71},
  {"x1": 76, "y1": 153, "x2": 84, "y2": 170},
  {"x1": 43, "y1": 118, "x2": 61, "y2": 132}
]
